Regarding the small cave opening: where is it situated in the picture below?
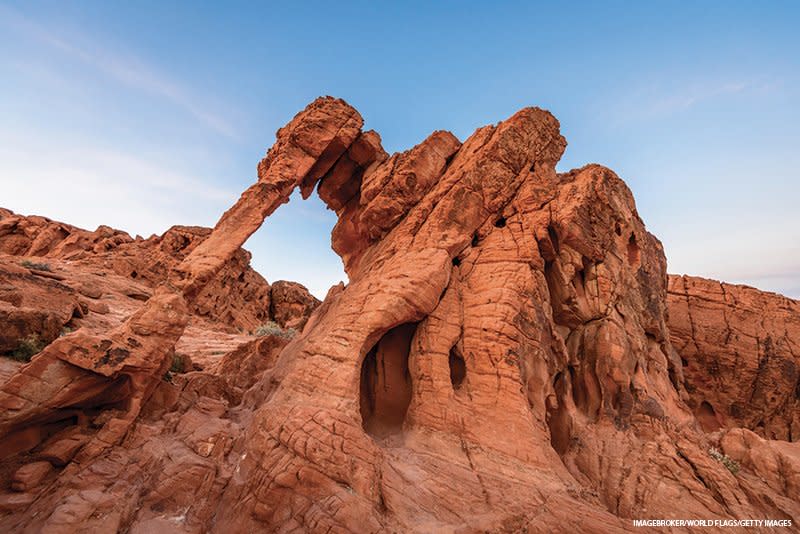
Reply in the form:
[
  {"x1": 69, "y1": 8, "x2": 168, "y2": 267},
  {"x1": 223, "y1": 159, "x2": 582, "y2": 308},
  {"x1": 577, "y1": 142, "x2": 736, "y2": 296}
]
[
  {"x1": 359, "y1": 322, "x2": 418, "y2": 439},
  {"x1": 697, "y1": 400, "x2": 721, "y2": 432},
  {"x1": 627, "y1": 233, "x2": 640, "y2": 268},
  {"x1": 448, "y1": 345, "x2": 466, "y2": 390},
  {"x1": 130, "y1": 270, "x2": 138, "y2": 279},
  {"x1": 571, "y1": 257, "x2": 591, "y2": 300},
  {"x1": 494, "y1": 216, "x2": 507, "y2": 228},
  {"x1": 452, "y1": 256, "x2": 461, "y2": 267},
  {"x1": 567, "y1": 366, "x2": 584, "y2": 411},
  {"x1": 614, "y1": 222, "x2": 622, "y2": 236},
  {"x1": 471, "y1": 232, "x2": 480, "y2": 247}
]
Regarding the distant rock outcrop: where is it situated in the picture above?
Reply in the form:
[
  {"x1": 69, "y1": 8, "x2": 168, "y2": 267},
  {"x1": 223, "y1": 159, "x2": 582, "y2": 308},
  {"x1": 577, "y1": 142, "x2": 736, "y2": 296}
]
[
  {"x1": 0, "y1": 212, "x2": 319, "y2": 334},
  {"x1": 668, "y1": 275, "x2": 800, "y2": 441},
  {"x1": 0, "y1": 97, "x2": 797, "y2": 533}
]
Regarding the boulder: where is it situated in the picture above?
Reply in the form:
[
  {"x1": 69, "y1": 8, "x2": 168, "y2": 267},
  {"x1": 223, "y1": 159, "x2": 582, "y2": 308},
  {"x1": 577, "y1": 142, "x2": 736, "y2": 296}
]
[{"x1": 269, "y1": 280, "x2": 320, "y2": 330}]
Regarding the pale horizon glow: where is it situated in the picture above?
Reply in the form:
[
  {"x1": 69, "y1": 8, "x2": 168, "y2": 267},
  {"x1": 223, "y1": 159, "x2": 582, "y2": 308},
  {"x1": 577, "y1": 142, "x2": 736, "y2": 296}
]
[{"x1": 1, "y1": 1, "x2": 798, "y2": 299}]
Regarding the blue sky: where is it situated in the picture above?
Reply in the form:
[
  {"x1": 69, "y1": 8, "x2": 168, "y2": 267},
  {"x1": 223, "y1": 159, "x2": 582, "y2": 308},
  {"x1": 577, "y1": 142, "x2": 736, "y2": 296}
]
[{"x1": 1, "y1": 1, "x2": 798, "y2": 298}]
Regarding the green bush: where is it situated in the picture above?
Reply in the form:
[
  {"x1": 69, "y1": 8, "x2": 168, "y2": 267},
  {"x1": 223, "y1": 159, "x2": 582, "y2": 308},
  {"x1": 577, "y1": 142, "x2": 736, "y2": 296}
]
[
  {"x1": 9, "y1": 334, "x2": 45, "y2": 362},
  {"x1": 709, "y1": 447, "x2": 740, "y2": 475},
  {"x1": 20, "y1": 260, "x2": 51, "y2": 271},
  {"x1": 254, "y1": 321, "x2": 297, "y2": 339}
]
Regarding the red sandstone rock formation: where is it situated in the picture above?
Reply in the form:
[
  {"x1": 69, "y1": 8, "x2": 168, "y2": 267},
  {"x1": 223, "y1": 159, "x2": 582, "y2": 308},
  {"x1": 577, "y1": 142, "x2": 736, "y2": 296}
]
[
  {"x1": 0, "y1": 213, "x2": 318, "y2": 333},
  {"x1": 0, "y1": 97, "x2": 797, "y2": 533},
  {"x1": 667, "y1": 275, "x2": 800, "y2": 441},
  {"x1": 0, "y1": 262, "x2": 83, "y2": 354}
]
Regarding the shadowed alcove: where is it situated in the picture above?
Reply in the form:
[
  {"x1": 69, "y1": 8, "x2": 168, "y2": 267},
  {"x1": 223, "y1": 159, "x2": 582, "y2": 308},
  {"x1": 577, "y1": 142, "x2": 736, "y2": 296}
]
[
  {"x1": 359, "y1": 322, "x2": 418, "y2": 438},
  {"x1": 448, "y1": 344, "x2": 466, "y2": 390}
]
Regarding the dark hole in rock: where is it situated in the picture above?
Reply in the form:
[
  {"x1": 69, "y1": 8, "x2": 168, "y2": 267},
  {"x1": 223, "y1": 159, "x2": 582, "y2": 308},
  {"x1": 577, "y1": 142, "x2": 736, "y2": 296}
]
[
  {"x1": 668, "y1": 365, "x2": 679, "y2": 391},
  {"x1": 627, "y1": 233, "x2": 640, "y2": 267},
  {"x1": 471, "y1": 232, "x2": 480, "y2": 247},
  {"x1": 697, "y1": 400, "x2": 721, "y2": 432},
  {"x1": 572, "y1": 259, "x2": 591, "y2": 299},
  {"x1": 448, "y1": 346, "x2": 466, "y2": 390},
  {"x1": 494, "y1": 217, "x2": 507, "y2": 228},
  {"x1": 614, "y1": 223, "x2": 622, "y2": 236},
  {"x1": 547, "y1": 372, "x2": 571, "y2": 456},
  {"x1": 452, "y1": 256, "x2": 461, "y2": 267},
  {"x1": 529, "y1": 162, "x2": 536, "y2": 173},
  {"x1": 681, "y1": 357, "x2": 688, "y2": 367},
  {"x1": 130, "y1": 271, "x2": 138, "y2": 279},
  {"x1": 359, "y1": 322, "x2": 417, "y2": 439},
  {"x1": 547, "y1": 225, "x2": 560, "y2": 254},
  {"x1": 0, "y1": 417, "x2": 76, "y2": 461}
]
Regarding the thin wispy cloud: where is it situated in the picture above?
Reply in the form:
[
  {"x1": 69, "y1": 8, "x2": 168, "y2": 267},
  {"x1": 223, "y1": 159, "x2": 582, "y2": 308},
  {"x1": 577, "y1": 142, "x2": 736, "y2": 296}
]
[
  {"x1": 0, "y1": 131, "x2": 237, "y2": 237},
  {"x1": 0, "y1": 5, "x2": 238, "y2": 139},
  {"x1": 602, "y1": 76, "x2": 782, "y2": 126},
  {"x1": 647, "y1": 79, "x2": 779, "y2": 116}
]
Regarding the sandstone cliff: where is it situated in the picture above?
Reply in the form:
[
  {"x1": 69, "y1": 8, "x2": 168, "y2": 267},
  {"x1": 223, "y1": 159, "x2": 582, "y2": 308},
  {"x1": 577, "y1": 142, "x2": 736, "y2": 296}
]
[{"x1": 0, "y1": 97, "x2": 797, "y2": 533}]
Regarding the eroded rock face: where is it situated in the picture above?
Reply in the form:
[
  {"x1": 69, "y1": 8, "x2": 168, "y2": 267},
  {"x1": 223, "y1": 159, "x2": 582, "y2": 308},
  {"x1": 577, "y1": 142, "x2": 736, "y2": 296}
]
[
  {"x1": 0, "y1": 261, "x2": 83, "y2": 355},
  {"x1": 668, "y1": 275, "x2": 800, "y2": 441},
  {"x1": 0, "y1": 214, "x2": 320, "y2": 334},
  {"x1": 269, "y1": 280, "x2": 321, "y2": 330},
  {"x1": 0, "y1": 210, "x2": 132, "y2": 259},
  {"x1": 0, "y1": 97, "x2": 798, "y2": 533}
]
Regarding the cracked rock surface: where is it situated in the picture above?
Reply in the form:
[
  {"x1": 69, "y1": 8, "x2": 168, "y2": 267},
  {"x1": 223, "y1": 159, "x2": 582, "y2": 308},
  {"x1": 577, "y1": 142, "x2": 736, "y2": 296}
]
[{"x1": 0, "y1": 97, "x2": 798, "y2": 533}]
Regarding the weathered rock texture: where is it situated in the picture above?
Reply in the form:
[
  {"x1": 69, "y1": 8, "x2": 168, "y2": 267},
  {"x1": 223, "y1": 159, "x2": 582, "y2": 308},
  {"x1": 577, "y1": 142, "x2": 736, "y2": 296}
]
[
  {"x1": 668, "y1": 275, "x2": 800, "y2": 441},
  {"x1": 0, "y1": 213, "x2": 318, "y2": 333},
  {"x1": 0, "y1": 97, "x2": 798, "y2": 533},
  {"x1": 0, "y1": 262, "x2": 83, "y2": 354}
]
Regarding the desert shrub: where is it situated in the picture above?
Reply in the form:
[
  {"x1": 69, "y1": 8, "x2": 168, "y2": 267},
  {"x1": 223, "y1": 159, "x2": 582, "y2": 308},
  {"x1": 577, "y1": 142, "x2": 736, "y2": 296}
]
[
  {"x1": 20, "y1": 260, "x2": 51, "y2": 271},
  {"x1": 9, "y1": 334, "x2": 45, "y2": 362},
  {"x1": 709, "y1": 447, "x2": 740, "y2": 475},
  {"x1": 254, "y1": 321, "x2": 296, "y2": 339}
]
